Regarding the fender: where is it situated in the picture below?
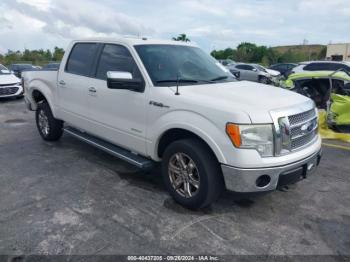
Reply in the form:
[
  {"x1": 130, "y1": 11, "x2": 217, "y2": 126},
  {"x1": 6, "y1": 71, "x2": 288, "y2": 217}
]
[
  {"x1": 25, "y1": 72, "x2": 58, "y2": 117},
  {"x1": 147, "y1": 110, "x2": 229, "y2": 164}
]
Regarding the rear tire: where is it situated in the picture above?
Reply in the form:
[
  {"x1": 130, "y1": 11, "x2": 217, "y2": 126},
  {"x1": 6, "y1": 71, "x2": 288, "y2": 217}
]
[
  {"x1": 36, "y1": 101, "x2": 63, "y2": 141},
  {"x1": 161, "y1": 139, "x2": 224, "y2": 209}
]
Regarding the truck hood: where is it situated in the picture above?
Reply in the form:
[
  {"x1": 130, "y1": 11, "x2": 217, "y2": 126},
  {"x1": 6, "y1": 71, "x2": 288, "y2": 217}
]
[
  {"x1": 171, "y1": 81, "x2": 311, "y2": 123},
  {"x1": 265, "y1": 69, "x2": 281, "y2": 76},
  {"x1": 0, "y1": 74, "x2": 20, "y2": 85}
]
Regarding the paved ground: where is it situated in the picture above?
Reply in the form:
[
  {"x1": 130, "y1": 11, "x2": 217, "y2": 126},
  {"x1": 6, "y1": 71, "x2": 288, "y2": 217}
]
[{"x1": 0, "y1": 98, "x2": 349, "y2": 256}]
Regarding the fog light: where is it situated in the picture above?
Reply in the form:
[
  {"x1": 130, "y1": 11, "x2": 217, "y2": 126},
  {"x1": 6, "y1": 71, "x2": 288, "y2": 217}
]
[{"x1": 256, "y1": 175, "x2": 271, "y2": 188}]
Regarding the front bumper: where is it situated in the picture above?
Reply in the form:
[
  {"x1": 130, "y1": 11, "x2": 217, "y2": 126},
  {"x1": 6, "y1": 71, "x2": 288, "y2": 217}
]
[{"x1": 222, "y1": 149, "x2": 322, "y2": 192}]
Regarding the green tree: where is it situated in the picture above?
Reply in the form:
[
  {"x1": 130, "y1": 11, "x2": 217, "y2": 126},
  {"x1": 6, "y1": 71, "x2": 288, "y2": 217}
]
[
  {"x1": 172, "y1": 34, "x2": 190, "y2": 42},
  {"x1": 318, "y1": 46, "x2": 327, "y2": 60},
  {"x1": 4, "y1": 50, "x2": 22, "y2": 65},
  {"x1": 52, "y1": 47, "x2": 65, "y2": 61},
  {"x1": 233, "y1": 42, "x2": 259, "y2": 62},
  {"x1": 211, "y1": 48, "x2": 234, "y2": 60},
  {"x1": 265, "y1": 48, "x2": 280, "y2": 65}
]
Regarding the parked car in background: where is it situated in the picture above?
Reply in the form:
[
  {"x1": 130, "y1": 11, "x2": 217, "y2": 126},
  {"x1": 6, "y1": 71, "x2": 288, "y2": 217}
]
[
  {"x1": 8, "y1": 64, "x2": 37, "y2": 78},
  {"x1": 228, "y1": 68, "x2": 240, "y2": 79},
  {"x1": 280, "y1": 70, "x2": 350, "y2": 133},
  {"x1": 233, "y1": 63, "x2": 281, "y2": 84},
  {"x1": 23, "y1": 37, "x2": 321, "y2": 209},
  {"x1": 218, "y1": 59, "x2": 235, "y2": 66},
  {"x1": 292, "y1": 61, "x2": 350, "y2": 74},
  {"x1": 217, "y1": 60, "x2": 240, "y2": 78},
  {"x1": 0, "y1": 64, "x2": 23, "y2": 99},
  {"x1": 42, "y1": 63, "x2": 60, "y2": 70},
  {"x1": 281, "y1": 70, "x2": 350, "y2": 109},
  {"x1": 269, "y1": 63, "x2": 297, "y2": 77}
]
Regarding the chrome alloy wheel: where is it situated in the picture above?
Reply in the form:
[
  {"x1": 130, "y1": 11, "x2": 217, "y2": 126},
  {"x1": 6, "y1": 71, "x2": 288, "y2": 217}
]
[
  {"x1": 38, "y1": 110, "x2": 50, "y2": 136},
  {"x1": 168, "y1": 153, "x2": 200, "y2": 198}
]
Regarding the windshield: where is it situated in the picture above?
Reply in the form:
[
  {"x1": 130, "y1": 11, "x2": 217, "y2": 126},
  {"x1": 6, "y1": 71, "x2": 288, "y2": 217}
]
[
  {"x1": 254, "y1": 64, "x2": 268, "y2": 73},
  {"x1": 0, "y1": 64, "x2": 10, "y2": 74},
  {"x1": 135, "y1": 45, "x2": 236, "y2": 86}
]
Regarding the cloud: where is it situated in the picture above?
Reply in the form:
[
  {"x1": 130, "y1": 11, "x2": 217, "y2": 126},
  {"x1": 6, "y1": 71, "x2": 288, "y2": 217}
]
[
  {"x1": 1, "y1": 0, "x2": 153, "y2": 46},
  {"x1": 0, "y1": 13, "x2": 14, "y2": 31},
  {"x1": 0, "y1": 0, "x2": 349, "y2": 52},
  {"x1": 179, "y1": 0, "x2": 226, "y2": 16}
]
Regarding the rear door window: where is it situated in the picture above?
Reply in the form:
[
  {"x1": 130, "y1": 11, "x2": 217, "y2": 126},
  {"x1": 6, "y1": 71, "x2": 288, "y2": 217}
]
[
  {"x1": 236, "y1": 65, "x2": 253, "y2": 70},
  {"x1": 66, "y1": 43, "x2": 98, "y2": 76}
]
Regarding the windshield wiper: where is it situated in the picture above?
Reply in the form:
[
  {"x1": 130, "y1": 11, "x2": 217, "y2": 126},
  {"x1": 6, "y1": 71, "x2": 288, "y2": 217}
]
[
  {"x1": 156, "y1": 78, "x2": 214, "y2": 84},
  {"x1": 210, "y1": 76, "x2": 228, "y2": 81},
  {"x1": 156, "y1": 79, "x2": 199, "y2": 84}
]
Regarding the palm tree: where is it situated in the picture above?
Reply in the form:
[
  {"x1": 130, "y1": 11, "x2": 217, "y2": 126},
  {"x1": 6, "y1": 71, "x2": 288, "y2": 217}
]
[{"x1": 172, "y1": 34, "x2": 190, "y2": 42}]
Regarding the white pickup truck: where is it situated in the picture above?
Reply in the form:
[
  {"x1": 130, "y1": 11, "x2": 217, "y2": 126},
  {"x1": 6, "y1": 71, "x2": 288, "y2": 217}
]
[{"x1": 23, "y1": 37, "x2": 322, "y2": 209}]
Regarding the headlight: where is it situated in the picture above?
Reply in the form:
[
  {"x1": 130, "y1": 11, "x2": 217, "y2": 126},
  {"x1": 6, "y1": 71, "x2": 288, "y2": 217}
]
[{"x1": 226, "y1": 123, "x2": 274, "y2": 157}]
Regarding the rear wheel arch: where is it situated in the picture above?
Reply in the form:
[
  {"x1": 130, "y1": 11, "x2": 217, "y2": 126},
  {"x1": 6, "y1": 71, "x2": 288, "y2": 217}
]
[
  {"x1": 32, "y1": 89, "x2": 47, "y2": 104},
  {"x1": 31, "y1": 89, "x2": 56, "y2": 117}
]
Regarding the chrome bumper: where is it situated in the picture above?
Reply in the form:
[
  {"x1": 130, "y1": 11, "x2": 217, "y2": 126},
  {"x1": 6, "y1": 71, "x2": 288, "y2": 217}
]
[{"x1": 221, "y1": 149, "x2": 322, "y2": 192}]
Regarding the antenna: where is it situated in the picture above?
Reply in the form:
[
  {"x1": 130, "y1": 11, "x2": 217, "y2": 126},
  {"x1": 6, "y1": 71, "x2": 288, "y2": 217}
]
[{"x1": 175, "y1": 74, "x2": 180, "y2": 95}]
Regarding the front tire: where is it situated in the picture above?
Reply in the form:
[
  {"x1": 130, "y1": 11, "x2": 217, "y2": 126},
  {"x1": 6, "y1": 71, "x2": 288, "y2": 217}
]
[
  {"x1": 36, "y1": 101, "x2": 63, "y2": 141},
  {"x1": 259, "y1": 76, "x2": 269, "y2": 84},
  {"x1": 161, "y1": 139, "x2": 224, "y2": 209}
]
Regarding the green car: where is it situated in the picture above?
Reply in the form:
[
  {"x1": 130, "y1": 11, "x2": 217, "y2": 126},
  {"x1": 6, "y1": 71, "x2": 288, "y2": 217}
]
[{"x1": 280, "y1": 70, "x2": 350, "y2": 132}]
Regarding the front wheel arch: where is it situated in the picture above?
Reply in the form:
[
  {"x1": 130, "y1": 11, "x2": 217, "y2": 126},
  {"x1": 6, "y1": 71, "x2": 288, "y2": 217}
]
[{"x1": 157, "y1": 128, "x2": 220, "y2": 164}]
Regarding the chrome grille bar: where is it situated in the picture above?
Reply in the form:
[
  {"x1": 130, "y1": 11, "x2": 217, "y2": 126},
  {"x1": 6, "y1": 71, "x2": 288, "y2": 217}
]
[{"x1": 270, "y1": 100, "x2": 318, "y2": 156}]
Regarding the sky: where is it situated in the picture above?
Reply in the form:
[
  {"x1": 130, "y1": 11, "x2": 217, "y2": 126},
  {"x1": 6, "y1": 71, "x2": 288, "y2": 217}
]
[{"x1": 0, "y1": 0, "x2": 349, "y2": 54}]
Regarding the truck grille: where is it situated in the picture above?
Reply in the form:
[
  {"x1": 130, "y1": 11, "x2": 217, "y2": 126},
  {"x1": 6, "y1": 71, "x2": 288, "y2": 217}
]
[
  {"x1": 273, "y1": 105, "x2": 318, "y2": 155},
  {"x1": 291, "y1": 129, "x2": 318, "y2": 150},
  {"x1": 0, "y1": 86, "x2": 19, "y2": 96},
  {"x1": 288, "y1": 109, "x2": 316, "y2": 126},
  {"x1": 288, "y1": 109, "x2": 318, "y2": 151}
]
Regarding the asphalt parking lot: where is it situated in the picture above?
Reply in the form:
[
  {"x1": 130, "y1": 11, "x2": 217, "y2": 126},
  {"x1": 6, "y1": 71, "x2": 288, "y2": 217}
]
[{"x1": 0, "y1": 98, "x2": 349, "y2": 257}]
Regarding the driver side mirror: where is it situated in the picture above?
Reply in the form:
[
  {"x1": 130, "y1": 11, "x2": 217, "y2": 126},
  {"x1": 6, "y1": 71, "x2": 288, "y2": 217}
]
[
  {"x1": 252, "y1": 68, "x2": 258, "y2": 72},
  {"x1": 107, "y1": 71, "x2": 145, "y2": 92}
]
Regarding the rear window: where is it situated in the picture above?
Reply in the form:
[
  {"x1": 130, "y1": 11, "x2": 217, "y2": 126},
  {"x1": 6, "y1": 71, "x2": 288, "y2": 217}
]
[
  {"x1": 304, "y1": 63, "x2": 345, "y2": 71},
  {"x1": 66, "y1": 43, "x2": 98, "y2": 76}
]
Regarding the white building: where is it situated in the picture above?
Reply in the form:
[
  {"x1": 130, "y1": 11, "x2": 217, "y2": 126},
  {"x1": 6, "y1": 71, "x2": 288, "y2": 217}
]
[{"x1": 326, "y1": 43, "x2": 350, "y2": 62}]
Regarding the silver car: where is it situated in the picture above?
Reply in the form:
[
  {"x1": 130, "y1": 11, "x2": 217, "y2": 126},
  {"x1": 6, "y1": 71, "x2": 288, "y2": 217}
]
[{"x1": 233, "y1": 63, "x2": 281, "y2": 84}]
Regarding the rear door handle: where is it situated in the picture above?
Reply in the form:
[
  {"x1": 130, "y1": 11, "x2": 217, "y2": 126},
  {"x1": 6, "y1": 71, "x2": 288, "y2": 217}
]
[
  {"x1": 88, "y1": 87, "x2": 96, "y2": 93},
  {"x1": 58, "y1": 80, "x2": 66, "y2": 86}
]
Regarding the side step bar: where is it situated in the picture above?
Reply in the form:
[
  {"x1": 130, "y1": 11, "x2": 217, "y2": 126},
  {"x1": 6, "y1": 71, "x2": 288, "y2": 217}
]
[{"x1": 64, "y1": 126, "x2": 154, "y2": 170}]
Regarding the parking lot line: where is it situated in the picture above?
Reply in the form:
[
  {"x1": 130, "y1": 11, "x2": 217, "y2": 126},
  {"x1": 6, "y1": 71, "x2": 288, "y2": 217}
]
[{"x1": 322, "y1": 142, "x2": 350, "y2": 151}]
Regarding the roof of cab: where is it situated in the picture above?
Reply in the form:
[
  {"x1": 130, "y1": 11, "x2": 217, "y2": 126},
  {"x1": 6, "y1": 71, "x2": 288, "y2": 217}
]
[{"x1": 71, "y1": 36, "x2": 197, "y2": 47}]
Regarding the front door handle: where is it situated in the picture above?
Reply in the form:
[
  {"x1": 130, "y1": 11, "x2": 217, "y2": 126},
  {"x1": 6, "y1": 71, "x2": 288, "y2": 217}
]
[
  {"x1": 88, "y1": 87, "x2": 96, "y2": 93},
  {"x1": 58, "y1": 80, "x2": 66, "y2": 86}
]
